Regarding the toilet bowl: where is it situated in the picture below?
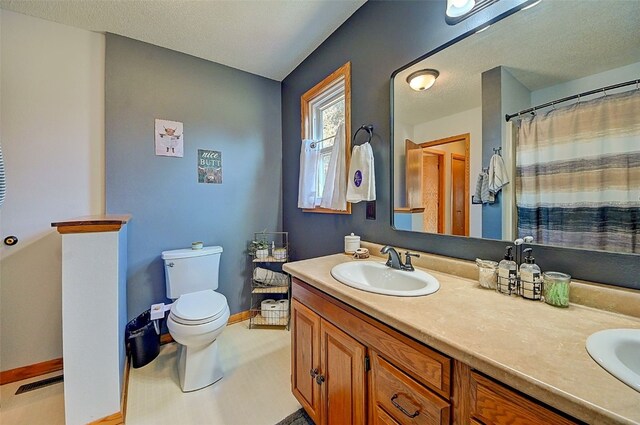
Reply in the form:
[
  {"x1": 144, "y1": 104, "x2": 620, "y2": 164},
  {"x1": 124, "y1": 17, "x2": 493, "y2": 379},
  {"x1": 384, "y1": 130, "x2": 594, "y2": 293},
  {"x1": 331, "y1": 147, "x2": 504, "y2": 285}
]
[
  {"x1": 167, "y1": 289, "x2": 230, "y2": 391},
  {"x1": 161, "y1": 245, "x2": 229, "y2": 392}
]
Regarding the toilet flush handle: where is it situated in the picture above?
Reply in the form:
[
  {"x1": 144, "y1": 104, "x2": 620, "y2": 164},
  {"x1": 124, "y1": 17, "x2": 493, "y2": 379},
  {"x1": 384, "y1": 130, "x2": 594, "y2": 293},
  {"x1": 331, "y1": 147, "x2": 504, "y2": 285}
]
[{"x1": 167, "y1": 262, "x2": 175, "y2": 267}]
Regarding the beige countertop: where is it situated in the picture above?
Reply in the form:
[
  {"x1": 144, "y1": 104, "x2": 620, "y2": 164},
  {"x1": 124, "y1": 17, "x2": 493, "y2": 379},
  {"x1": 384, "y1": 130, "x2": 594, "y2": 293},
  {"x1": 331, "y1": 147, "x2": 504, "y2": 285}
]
[{"x1": 284, "y1": 253, "x2": 640, "y2": 425}]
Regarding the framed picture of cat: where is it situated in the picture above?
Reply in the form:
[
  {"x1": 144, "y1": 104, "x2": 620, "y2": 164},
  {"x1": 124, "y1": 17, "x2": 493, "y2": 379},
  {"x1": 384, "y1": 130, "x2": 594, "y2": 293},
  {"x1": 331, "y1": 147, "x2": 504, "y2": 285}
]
[{"x1": 155, "y1": 118, "x2": 184, "y2": 157}]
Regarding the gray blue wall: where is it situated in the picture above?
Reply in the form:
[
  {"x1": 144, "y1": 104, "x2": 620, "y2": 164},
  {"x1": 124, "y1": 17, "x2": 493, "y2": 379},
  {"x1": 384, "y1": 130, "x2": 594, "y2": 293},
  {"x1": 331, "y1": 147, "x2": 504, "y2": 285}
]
[
  {"x1": 105, "y1": 34, "x2": 282, "y2": 318},
  {"x1": 481, "y1": 67, "x2": 503, "y2": 239},
  {"x1": 281, "y1": 1, "x2": 639, "y2": 289}
]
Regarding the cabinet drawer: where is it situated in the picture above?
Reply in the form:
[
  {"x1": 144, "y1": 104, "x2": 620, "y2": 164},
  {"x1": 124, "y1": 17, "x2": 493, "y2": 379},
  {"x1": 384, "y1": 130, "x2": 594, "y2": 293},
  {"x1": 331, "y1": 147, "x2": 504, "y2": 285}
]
[
  {"x1": 470, "y1": 371, "x2": 578, "y2": 425},
  {"x1": 371, "y1": 351, "x2": 450, "y2": 425},
  {"x1": 374, "y1": 406, "x2": 401, "y2": 425}
]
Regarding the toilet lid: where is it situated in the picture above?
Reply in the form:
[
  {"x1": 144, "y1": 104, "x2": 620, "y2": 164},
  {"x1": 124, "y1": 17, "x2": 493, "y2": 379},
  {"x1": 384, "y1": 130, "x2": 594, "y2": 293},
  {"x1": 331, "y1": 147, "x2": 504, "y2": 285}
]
[{"x1": 170, "y1": 290, "x2": 228, "y2": 325}]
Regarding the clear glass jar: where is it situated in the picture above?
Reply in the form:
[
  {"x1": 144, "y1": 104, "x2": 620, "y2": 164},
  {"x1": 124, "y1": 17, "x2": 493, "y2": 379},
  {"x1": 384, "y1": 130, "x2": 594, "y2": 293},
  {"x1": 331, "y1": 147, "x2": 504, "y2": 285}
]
[
  {"x1": 476, "y1": 259, "x2": 498, "y2": 290},
  {"x1": 543, "y1": 272, "x2": 571, "y2": 308}
]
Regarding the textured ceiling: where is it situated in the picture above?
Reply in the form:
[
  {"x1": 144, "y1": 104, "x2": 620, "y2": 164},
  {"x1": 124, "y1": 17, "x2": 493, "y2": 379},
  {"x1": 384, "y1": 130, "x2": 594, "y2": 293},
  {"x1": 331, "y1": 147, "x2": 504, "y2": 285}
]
[
  {"x1": 0, "y1": 0, "x2": 365, "y2": 81},
  {"x1": 395, "y1": 0, "x2": 640, "y2": 125}
]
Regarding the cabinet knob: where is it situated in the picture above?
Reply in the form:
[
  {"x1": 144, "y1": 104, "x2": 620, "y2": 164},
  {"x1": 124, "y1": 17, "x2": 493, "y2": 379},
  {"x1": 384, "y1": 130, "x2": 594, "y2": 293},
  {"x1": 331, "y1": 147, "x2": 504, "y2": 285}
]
[
  {"x1": 390, "y1": 394, "x2": 419, "y2": 418},
  {"x1": 167, "y1": 262, "x2": 175, "y2": 267},
  {"x1": 315, "y1": 374, "x2": 325, "y2": 385},
  {"x1": 309, "y1": 368, "x2": 318, "y2": 378}
]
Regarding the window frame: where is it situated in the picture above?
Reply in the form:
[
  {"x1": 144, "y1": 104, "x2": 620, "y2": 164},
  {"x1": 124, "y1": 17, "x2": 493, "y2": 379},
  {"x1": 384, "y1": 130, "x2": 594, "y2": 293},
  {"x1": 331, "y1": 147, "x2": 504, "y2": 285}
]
[{"x1": 300, "y1": 61, "x2": 352, "y2": 214}]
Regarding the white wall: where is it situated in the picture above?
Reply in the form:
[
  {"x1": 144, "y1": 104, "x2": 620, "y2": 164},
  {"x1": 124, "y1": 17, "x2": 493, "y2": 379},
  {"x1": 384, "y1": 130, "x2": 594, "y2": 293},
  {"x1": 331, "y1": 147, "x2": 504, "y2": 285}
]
[
  {"x1": 413, "y1": 107, "x2": 483, "y2": 238},
  {"x1": 500, "y1": 68, "x2": 531, "y2": 241},
  {"x1": 531, "y1": 61, "x2": 640, "y2": 106},
  {"x1": 0, "y1": 10, "x2": 105, "y2": 371},
  {"x1": 393, "y1": 120, "x2": 412, "y2": 208}
]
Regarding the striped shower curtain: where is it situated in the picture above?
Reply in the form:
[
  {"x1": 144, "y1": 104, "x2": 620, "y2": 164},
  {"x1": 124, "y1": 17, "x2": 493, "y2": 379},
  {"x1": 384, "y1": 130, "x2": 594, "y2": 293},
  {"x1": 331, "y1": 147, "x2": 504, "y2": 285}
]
[{"x1": 516, "y1": 90, "x2": 640, "y2": 254}]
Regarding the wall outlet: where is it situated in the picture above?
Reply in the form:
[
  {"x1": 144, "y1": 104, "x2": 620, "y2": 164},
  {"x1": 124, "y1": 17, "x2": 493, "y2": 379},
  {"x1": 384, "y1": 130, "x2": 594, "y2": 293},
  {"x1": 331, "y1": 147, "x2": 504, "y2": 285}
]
[{"x1": 366, "y1": 201, "x2": 376, "y2": 220}]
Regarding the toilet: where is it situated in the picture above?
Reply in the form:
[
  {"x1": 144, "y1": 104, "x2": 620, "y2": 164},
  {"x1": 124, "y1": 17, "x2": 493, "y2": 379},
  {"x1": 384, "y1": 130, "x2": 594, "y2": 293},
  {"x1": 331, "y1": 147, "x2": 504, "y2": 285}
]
[{"x1": 161, "y1": 246, "x2": 230, "y2": 392}]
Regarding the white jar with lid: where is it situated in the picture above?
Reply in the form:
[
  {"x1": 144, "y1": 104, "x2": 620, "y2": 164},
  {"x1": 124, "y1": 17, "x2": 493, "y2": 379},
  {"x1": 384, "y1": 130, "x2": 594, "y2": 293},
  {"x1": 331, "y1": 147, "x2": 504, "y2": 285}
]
[{"x1": 344, "y1": 233, "x2": 360, "y2": 254}]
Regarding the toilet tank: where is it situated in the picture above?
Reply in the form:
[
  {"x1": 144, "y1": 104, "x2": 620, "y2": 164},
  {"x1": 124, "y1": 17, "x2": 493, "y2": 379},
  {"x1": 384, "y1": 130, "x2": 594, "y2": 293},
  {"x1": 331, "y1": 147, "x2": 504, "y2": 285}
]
[{"x1": 161, "y1": 246, "x2": 223, "y2": 299}]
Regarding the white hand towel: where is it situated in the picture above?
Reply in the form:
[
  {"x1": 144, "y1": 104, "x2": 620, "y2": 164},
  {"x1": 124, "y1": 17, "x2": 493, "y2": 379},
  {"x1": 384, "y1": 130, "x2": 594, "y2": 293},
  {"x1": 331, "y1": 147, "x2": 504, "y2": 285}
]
[
  {"x1": 474, "y1": 173, "x2": 484, "y2": 201},
  {"x1": 253, "y1": 267, "x2": 289, "y2": 286},
  {"x1": 488, "y1": 153, "x2": 510, "y2": 195},
  {"x1": 480, "y1": 171, "x2": 491, "y2": 203},
  {"x1": 320, "y1": 123, "x2": 347, "y2": 211},
  {"x1": 297, "y1": 139, "x2": 319, "y2": 209},
  {"x1": 346, "y1": 142, "x2": 376, "y2": 203}
]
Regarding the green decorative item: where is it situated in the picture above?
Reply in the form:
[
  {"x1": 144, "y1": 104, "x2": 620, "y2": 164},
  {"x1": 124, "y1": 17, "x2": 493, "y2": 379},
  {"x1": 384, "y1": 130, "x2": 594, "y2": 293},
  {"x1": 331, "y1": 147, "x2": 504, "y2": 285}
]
[
  {"x1": 543, "y1": 272, "x2": 571, "y2": 308},
  {"x1": 249, "y1": 237, "x2": 269, "y2": 258}
]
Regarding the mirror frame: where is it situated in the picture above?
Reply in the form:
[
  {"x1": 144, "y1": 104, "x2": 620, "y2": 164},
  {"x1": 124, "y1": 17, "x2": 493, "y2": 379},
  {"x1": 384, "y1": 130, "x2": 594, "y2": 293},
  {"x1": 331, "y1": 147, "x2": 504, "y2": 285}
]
[{"x1": 388, "y1": 0, "x2": 640, "y2": 288}]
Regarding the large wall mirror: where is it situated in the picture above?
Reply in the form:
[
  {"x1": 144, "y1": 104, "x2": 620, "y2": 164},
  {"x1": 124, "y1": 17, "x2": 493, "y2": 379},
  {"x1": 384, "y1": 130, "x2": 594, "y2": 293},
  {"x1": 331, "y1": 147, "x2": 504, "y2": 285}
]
[{"x1": 392, "y1": 0, "x2": 640, "y2": 255}]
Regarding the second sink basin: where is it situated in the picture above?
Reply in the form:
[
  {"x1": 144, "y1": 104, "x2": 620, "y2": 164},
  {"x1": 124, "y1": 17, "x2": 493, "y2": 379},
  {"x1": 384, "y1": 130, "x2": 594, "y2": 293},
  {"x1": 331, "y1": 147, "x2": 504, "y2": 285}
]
[
  {"x1": 330, "y1": 260, "x2": 440, "y2": 297},
  {"x1": 586, "y1": 328, "x2": 640, "y2": 393}
]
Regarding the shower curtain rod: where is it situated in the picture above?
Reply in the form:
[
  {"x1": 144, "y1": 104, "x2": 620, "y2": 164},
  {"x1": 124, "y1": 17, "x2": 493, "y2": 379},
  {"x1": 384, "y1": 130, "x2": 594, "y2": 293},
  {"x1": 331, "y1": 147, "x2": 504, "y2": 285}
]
[{"x1": 505, "y1": 78, "x2": 639, "y2": 122}]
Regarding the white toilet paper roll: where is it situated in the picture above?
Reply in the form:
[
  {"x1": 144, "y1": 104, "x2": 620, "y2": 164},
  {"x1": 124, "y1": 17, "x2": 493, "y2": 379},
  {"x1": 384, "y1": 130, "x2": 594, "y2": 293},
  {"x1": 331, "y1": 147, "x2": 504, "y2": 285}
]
[
  {"x1": 261, "y1": 299, "x2": 278, "y2": 324},
  {"x1": 266, "y1": 304, "x2": 279, "y2": 325},
  {"x1": 275, "y1": 299, "x2": 290, "y2": 322},
  {"x1": 276, "y1": 299, "x2": 289, "y2": 311}
]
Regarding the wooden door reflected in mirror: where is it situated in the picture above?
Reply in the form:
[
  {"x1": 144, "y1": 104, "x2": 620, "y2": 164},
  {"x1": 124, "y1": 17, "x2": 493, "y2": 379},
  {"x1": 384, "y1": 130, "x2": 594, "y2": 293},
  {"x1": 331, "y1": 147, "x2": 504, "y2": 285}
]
[{"x1": 403, "y1": 134, "x2": 470, "y2": 235}]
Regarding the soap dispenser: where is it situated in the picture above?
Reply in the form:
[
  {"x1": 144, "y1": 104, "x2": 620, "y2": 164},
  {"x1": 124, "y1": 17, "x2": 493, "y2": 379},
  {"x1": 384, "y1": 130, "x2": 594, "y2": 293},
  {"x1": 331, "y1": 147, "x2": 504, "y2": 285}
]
[
  {"x1": 497, "y1": 246, "x2": 517, "y2": 295},
  {"x1": 519, "y1": 248, "x2": 542, "y2": 300}
]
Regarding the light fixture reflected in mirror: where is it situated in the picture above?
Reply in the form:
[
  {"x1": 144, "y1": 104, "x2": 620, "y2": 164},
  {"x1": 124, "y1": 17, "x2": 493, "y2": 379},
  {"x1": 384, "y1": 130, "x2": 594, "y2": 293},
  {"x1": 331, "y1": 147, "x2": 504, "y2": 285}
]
[
  {"x1": 406, "y1": 69, "x2": 440, "y2": 91},
  {"x1": 446, "y1": 0, "x2": 476, "y2": 18}
]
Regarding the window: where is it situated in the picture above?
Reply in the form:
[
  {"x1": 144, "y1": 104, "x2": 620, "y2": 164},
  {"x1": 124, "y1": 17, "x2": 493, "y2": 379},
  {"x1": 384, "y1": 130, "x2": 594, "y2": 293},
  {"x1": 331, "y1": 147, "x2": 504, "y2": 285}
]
[{"x1": 301, "y1": 62, "x2": 351, "y2": 213}]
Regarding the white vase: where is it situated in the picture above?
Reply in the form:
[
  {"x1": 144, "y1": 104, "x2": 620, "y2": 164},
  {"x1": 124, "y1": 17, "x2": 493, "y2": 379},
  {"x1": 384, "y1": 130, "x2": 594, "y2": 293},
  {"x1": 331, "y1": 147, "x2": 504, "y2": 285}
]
[{"x1": 255, "y1": 248, "x2": 269, "y2": 259}]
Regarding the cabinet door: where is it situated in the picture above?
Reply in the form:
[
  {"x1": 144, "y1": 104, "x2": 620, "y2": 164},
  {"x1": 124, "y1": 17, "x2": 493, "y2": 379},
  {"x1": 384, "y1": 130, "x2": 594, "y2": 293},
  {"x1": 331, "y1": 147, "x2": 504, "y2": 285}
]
[
  {"x1": 292, "y1": 300, "x2": 321, "y2": 424},
  {"x1": 320, "y1": 319, "x2": 367, "y2": 425}
]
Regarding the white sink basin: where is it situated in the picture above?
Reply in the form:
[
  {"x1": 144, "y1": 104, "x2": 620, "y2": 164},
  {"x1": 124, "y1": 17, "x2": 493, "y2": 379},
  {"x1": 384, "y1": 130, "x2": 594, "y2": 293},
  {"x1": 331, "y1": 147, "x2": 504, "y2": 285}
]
[
  {"x1": 586, "y1": 329, "x2": 640, "y2": 392},
  {"x1": 330, "y1": 260, "x2": 440, "y2": 297}
]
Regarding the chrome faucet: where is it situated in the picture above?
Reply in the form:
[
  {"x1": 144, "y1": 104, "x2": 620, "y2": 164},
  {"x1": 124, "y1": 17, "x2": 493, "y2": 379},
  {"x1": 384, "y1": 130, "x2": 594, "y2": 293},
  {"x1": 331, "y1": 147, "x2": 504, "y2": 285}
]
[{"x1": 380, "y1": 246, "x2": 420, "y2": 271}]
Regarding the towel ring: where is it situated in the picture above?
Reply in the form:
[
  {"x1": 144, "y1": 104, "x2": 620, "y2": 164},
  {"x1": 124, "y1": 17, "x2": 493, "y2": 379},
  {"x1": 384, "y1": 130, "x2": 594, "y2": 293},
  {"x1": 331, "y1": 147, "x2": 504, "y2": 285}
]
[{"x1": 352, "y1": 124, "x2": 373, "y2": 148}]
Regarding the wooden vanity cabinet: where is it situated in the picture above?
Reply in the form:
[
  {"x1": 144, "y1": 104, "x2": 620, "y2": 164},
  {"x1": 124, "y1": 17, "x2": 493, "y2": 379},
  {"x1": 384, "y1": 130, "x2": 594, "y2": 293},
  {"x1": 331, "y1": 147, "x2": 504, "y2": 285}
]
[
  {"x1": 292, "y1": 279, "x2": 450, "y2": 425},
  {"x1": 291, "y1": 278, "x2": 579, "y2": 425},
  {"x1": 292, "y1": 299, "x2": 367, "y2": 425}
]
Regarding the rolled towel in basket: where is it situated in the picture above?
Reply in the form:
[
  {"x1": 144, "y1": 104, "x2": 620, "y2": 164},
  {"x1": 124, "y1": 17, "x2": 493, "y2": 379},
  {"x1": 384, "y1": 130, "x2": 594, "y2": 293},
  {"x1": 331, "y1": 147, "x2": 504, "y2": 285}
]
[{"x1": 253, "y1": 267, "x2": 289, "y2": 286}]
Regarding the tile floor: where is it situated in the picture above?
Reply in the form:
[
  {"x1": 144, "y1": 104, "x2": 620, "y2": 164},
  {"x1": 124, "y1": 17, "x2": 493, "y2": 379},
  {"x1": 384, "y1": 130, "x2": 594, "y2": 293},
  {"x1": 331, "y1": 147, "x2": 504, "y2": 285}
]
[
  {"x1": 0, "y1": 371, "x2": 65, "y2": 425},
  {"x1": 0, "y1": 320, "x2": 301, "y2": 425}
]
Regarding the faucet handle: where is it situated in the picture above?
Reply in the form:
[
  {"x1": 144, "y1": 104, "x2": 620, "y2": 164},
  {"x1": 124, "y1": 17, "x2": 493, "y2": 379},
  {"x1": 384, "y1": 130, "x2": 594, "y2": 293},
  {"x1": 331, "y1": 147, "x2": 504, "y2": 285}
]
[{"x1": 403, "y1": 251, "x2": 420, "y2": 271}]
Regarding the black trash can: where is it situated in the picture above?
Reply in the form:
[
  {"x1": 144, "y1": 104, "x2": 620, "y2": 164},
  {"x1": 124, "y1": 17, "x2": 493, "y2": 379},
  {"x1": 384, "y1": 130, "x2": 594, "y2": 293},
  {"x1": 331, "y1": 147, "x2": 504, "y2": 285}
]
[{"x1": 126, "y1": 310, "x2": 161, "y2": 368}]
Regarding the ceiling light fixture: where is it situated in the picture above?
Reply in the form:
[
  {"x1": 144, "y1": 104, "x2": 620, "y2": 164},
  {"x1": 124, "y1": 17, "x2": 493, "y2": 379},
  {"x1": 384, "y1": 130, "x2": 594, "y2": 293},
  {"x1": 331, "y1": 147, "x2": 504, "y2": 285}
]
[
  {"x1": 446, "y1": 0, "x2": 476, "y2": 18},
  {"x1": 522, "y1": 0, "x2": 542, "y2": 10},
  {"x1": 406, "y1": 69, "x2": 440, "y2": 91},
  {"x1": 476, "y1": 24, "x2": 491, "y2": 34}
]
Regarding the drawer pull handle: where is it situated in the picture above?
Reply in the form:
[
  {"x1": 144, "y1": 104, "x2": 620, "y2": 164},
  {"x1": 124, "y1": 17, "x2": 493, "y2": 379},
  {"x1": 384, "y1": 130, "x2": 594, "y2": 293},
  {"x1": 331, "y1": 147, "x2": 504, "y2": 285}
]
[
  {"x1": 390, "y1": 394, "x2": 420, "y2": 418},
  {"x1": 310, "y1": 368, "x2": 318, "y2": 378},
  {"x1": 315, "y1": 374, "x2": 325, "y2": 385}
]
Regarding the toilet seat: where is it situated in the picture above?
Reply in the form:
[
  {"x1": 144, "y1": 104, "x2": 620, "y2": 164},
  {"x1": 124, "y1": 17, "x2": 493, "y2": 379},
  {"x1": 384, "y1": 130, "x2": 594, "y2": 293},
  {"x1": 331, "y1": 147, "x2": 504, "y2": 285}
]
[{"x1": 170, "y1": 290, "x2": 228, "y2": 326}]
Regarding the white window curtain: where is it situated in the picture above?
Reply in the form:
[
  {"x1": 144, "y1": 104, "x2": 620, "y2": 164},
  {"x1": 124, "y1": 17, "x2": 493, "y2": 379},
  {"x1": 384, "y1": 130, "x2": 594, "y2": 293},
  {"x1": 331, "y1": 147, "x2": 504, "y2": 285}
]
[
  {"x1": 297, "y1": 139, "x2": 319, "y2": 209},
  {"x1": 319, "y1": 123, "x2": 347, "y2": 211}
]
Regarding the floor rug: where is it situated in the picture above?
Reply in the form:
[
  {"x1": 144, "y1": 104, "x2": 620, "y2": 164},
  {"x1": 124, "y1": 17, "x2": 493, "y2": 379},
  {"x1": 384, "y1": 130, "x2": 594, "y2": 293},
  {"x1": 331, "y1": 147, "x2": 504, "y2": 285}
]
[{"x1": 275, "y1": 408, "x2": 314, "y2": 425}]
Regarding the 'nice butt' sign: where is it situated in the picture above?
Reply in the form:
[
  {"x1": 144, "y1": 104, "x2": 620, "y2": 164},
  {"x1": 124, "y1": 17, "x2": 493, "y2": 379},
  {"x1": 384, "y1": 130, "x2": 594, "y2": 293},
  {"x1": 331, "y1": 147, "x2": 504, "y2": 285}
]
[{"x1": 197, "y1": 149, "x2": 222, "y2": 184}]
